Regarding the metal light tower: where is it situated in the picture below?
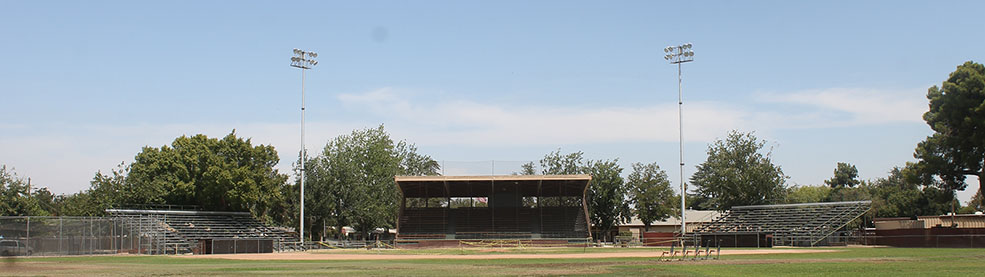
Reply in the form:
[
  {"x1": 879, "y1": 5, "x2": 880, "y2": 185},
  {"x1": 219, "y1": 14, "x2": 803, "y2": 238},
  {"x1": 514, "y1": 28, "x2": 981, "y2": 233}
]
[
  {"x1": 291, "y1": 48, "x2": 317, "y2": 245},
  {"x1": 664, "y1": 43, "x2": 693, "y2": 238}
]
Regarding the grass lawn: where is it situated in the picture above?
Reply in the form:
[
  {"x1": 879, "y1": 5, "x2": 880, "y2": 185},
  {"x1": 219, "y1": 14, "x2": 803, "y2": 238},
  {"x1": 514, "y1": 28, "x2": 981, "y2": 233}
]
[{"x1": 3, "y1": 247, "x2": 983, "y2": 276}]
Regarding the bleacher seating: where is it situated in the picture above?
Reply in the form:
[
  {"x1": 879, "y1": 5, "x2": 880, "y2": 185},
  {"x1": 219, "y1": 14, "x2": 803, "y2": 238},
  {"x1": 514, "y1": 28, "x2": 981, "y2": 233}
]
[
  {"x1": 693, "y1": 201, "x2": 871, "y2": 246},
  {"x1": 107, "y1": 209, "x2": 300, "y2": 254}
]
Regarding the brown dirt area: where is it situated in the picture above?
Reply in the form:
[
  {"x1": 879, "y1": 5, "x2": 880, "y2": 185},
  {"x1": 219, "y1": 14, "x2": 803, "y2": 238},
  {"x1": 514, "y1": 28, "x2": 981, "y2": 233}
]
[
  {"x1": 179, "y1": 248, "x2": 840, "y2": 261},
  {"x1": 2, "y1": 258, "x2": 108, "y2": 274}
]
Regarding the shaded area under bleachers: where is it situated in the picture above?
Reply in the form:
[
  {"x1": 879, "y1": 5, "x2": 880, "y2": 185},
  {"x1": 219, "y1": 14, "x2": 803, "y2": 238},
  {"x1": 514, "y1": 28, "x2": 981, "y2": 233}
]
[
  {"x1": 394, "y1": 175, "x2": 592, "y2": 245},
  {"x1": 398, "y1": 207, "x2": 588, "y2": 239}
]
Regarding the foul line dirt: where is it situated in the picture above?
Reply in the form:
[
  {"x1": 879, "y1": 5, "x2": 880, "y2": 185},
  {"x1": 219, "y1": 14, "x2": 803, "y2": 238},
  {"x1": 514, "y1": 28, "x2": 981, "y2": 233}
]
[{"x1": 178, "y1": 249, "x2": 839, "y2": 261}]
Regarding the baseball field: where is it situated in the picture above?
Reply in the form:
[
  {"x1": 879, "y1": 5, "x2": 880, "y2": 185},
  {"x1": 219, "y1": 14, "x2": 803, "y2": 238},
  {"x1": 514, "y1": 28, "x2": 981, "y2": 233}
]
[{"x1": 2, "y1": 247, "x2": 983, "y2": 276}]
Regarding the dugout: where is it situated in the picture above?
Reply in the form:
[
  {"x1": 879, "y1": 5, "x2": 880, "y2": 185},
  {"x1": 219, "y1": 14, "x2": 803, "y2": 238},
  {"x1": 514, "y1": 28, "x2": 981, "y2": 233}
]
[{"x1": 395, "y1": 175, "x2": 592, "y2": 247}]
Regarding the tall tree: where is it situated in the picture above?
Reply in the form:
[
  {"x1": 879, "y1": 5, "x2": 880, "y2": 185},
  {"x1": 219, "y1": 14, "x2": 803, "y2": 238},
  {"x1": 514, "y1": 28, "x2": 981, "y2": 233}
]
[
  {"x1": 626, "y1": 162, "x2": 677, "y2": 231},
  {"x1": 0, "y1": 165, "x2": 48, "y2": 216},
  {"x1": 914, "y1": 61, "x2": 985, "y2": 215},
  {"x1": 124, "y1": 131, "x2": 289, "y2": 222},
  {"x1": 583, "y1": 159, "x2": 630, "y2": 241},
  {"x1": 301, "y1": 125, "x2": 439, "y2": 240},
  {"x1": 825, "y1": 162, "x2": 861, "y2": 188},
  {"x1": 690, "y1": 130, "x2": 787, "y2": 210}
]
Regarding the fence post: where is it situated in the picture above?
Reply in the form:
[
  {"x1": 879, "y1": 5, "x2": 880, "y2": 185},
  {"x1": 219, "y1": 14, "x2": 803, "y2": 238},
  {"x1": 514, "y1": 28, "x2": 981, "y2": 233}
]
[
  {"x1": 138, "y1": 217, "x2": 142, "y2": 254},
  {"x1": 26, "y1": 216, "x2": 31, "y2": 252},
  {"x1": 59, "y1": 217, "x2": 63, "y2": 254}
]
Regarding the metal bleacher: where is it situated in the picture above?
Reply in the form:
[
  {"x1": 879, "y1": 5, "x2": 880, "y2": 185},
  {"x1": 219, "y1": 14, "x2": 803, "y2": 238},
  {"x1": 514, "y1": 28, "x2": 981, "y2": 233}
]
[
  {"x1": 692, "y1": 201, "x2": 871, "y2": 246},
  {"x1": 107, "y1": 209, "x2": 301, "y2": 254}
]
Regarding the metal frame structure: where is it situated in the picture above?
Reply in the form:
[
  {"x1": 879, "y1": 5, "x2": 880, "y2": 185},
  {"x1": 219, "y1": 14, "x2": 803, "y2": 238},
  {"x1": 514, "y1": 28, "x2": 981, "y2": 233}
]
[
  {"x1": 107, "y1": 209, "x2": 301, "y2": 254},
  {"x1": 0, "y1": 211, "x2": 302, "y2": 256},
  {"x1": 692, "y1": 201, "x2": 872, "y2": 247},
  {"x1": 0, "y1": 215, "x2": 168, "y2": 256}
]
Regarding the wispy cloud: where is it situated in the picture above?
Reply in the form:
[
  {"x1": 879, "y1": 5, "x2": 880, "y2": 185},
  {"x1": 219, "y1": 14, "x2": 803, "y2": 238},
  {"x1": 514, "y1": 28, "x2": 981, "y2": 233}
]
[
  {"x1": 338, "y1": 87, "x2": 746, "y2": 146},
  {"x1": 757, "y1": 87, "x2": 928, "y2": 127},
  {"x1": 337, "y1": 86, "x2": 929, "y2": 146}
]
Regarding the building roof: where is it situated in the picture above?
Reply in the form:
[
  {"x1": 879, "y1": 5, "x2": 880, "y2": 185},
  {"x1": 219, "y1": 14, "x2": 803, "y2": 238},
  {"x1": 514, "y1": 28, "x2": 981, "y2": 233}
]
[
  {"x1": 395, "y1": 174, "x2": 591, "y2": 182},
  {"x1": 620, "y1": 210, "x2": 722, "y2": 227},
  {"x1": 395, "y1": 175, "x2": 592, "y2": 198},
  {"x1": 874, "y1": 213, "x2": 985, "y2": 222}
]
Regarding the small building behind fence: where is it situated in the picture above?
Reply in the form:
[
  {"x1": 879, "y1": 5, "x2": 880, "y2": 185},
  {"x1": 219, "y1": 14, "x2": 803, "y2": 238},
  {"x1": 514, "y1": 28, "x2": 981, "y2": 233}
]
[{"x1": 870, "y1": 213, "x2": 985, "y2": 248}]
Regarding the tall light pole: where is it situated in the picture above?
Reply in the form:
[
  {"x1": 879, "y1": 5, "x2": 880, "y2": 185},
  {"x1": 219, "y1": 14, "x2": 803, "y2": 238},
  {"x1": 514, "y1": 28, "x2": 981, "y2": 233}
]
[
  {"x1": 664, "y1": 43, "x2": 693, "y2": 239},
  {"x1": 291, "y1": 48, "x2": 317, "y2": 245}
]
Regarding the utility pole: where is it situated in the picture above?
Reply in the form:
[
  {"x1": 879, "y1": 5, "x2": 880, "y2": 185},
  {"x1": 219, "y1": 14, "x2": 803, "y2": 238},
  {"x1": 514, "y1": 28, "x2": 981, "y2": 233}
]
[
  {"x1": 291, "y1": 48, "x2": 318, "y2": 246},
  {"x1": 664, "y1": 43, "x2": 694, "y2": 241}
]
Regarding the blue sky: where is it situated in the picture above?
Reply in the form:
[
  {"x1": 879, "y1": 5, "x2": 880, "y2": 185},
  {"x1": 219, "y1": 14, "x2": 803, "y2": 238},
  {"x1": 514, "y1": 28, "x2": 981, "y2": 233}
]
[{"x1": 1, "y1": 1, "x2": 982, "y2": 203}]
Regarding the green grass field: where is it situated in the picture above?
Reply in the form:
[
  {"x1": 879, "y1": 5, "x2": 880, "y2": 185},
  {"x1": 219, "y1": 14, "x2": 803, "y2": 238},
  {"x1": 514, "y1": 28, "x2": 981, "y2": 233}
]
[{"x1": 3, "y1": 247, "x2": 983, "y2": 276}]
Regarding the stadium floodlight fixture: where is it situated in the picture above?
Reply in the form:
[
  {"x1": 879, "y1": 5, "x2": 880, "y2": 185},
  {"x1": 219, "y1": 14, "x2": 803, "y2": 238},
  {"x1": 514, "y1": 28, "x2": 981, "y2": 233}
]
[
  {"x1": 664, "y1": 43, "x2": 694, "y2": 242},
  {"x1": 290, "y1": 48, "x2": 318, "y2": 245}
]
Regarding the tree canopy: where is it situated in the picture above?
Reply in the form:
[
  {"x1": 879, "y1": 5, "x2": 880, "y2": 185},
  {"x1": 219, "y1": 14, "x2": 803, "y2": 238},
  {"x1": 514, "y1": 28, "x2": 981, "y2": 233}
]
[
  {"x1": 122, "y1": 131, "x2": 290, "y2": 222},
  {"x1": 914, "y1": 61, "x2": 985, "y2": 212},
  {"x1": 47, "y1": 131, "x2": 292, "y2": 222},
  {"x1": 626, "y1": 162, "x2": 677, "y2": 230},
  {"x1": 690, "y1": 130, "x2": 787, "y2": 210},
  {"x1": 784, "y1": 185, "x2": 831, "y2": 204},
  {"x1": 299, "y1": 125, "x2": 439, "y2": 240},
  {"x1": 825, "y1": 162, "x2": 861, "y2": 188},
  {"x1": 0, "y1": 165, "x2": 49, "y2": 216},
  {"x1": 863, "y1": 164, "x2": 951, "y2": 218},
  {"x1": 583, "y1": 159, "x2": 631, "y2": 241}
]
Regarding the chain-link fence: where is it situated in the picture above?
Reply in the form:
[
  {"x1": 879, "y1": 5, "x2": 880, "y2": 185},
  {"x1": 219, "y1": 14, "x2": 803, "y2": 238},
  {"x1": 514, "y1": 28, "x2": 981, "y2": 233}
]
[
  {"x1": 0, "y1": 216, "x2": 169, "y2": 256},
  {"x1": 439, "y1": 160, "x2": 534, "y2": 176}
]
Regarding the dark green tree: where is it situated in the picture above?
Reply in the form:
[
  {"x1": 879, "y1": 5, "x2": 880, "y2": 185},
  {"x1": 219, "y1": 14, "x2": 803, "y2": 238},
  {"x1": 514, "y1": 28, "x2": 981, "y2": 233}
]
[
  {"x1": 124, "y1": 131, "x2": 289, "y2": 222},
  {"x1": 583, "y1": 159, "x2": 630, "y2": 241},
  {"x1": 301, "y1": 125, "x2": 439, "y2": 240},
  {"x1": 915, "y1": 61, "x2": 985, "y2": 215},
  {"x1": 626, "y1": 162, "x2": 677, "y2": 231},
  {"x1": 690, "y1": 131, "x2": 787, "y2": 210},
  {"x1": 0, "y1": 165, "x2": 48, "y2": 216},
  {"x1": 825, "y1": 162, "x2": 861, "y2": 188},
  {"x1": 867, "y1": 164, "x2": 952, "y2": 217}
]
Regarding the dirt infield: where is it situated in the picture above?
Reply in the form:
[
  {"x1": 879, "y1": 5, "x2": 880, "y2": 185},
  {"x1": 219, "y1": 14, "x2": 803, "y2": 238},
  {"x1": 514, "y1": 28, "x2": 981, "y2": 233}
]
[{"x1": 182, "y1": 248, "x2": 840, "y2": 261}]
